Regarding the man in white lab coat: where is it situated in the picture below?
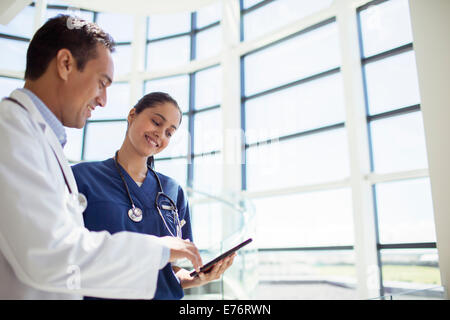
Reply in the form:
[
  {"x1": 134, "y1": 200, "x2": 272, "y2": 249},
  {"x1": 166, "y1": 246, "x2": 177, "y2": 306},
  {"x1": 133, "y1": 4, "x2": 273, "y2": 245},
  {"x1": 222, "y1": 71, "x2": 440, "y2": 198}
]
[{"x1": 0, "y1": 15, "x2": 202, "y2": 299}]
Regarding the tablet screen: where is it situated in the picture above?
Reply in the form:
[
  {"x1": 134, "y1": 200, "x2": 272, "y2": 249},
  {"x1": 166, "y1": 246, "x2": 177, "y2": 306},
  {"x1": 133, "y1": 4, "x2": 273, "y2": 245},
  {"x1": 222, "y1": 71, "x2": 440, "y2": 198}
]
[{"x1": 189, "y1": 238, "x2": 253, "y2": 277}]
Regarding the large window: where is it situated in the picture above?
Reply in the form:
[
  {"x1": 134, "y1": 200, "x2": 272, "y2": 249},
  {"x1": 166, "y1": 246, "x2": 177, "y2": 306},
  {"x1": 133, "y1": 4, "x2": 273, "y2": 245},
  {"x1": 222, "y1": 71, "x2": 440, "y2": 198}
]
[
  {"x1": 241, "y1": 1, "x2": 356, "y2": 295},
  {"x1": 144, "y1": 7, "x2": 223, "y2": 246},
  {"x1": 357, "y1": 0, "x2": 440, "y2": 296},
  {"x1": 241, "y1": 0, "x2": 333, "y2": 42},
  {"x1": 0, "y1": 3, "x2": 32, "y2": 94}
]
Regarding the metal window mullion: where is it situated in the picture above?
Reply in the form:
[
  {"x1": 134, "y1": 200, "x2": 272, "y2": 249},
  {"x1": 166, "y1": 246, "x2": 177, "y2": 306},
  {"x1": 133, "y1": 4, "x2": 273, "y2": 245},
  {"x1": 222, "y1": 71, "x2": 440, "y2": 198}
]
[
  {"x1": 337, "y1": 0, "x2": 381, "y2": 299},
  {"x1": 245, "y1": 122, "x2": 345, "y2": 149},
  {"x1": 258, "y1": 245, "x2": 354, "y2": 252},
  {"x1": 362, "y1": 43, "x2": 414, "y2": 65},
  {"x1": 240, "y1": 54, "x2": 247, "y2": 191},
  {"x1": 357, "y1": 0, "x2": 391, "y2": 13},
  {"x1": 187, "y1": 74, "x2": 196, "y2": 188},
  {"x1": 243, "y1": 67, "x2": 341, "y2": 102},
  {"x1": 241, "y1": 0, "x2": 277, "y2": 15},
  {"x1": 0, "y1": 34, "x2": 29, "y2": 42},
  {"x1": 155, "y1": 155, "x2": 189, "y2": 162},
  {"x1": 195, "y1": 21, "x2": 220, "y2": 33},
  {"x1": 147, "y1": 31, "x2": 192, "y2": 44},
  {"x1": 187, "y1": 12, "x2": 197, "y2": 189},
  {"x1": 239, "y1": 0, "x2": 245, "y2": 42},
  {"x1": 80, "y1": 123, "x2": 88, "y2": 161},
  {"x1": 243, "y1": 16, "x2": 336, "y2": 57},
  {"x1": 367, "y1": 104, "x2": 421, "y2": 122},
  {"x1": 192, "y1": 104, "x2": 221, "y2": 114},
  {"x1": 86, "y1": 119, "x2": 127, "y2": 123}
]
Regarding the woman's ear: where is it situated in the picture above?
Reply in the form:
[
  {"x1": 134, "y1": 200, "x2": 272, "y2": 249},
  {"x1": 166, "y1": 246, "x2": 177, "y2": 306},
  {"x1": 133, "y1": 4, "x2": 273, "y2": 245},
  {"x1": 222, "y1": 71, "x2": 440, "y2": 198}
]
[{"x1": 127, "y1": 108, "x2": 137, "y2": 126}]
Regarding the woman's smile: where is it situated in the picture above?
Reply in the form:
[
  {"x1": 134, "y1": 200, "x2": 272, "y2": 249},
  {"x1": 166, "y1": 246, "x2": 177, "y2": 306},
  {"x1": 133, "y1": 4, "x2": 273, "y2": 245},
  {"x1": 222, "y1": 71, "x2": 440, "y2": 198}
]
[{"x1": 145, "y1": 133, "x2": 159, "y2": 148}]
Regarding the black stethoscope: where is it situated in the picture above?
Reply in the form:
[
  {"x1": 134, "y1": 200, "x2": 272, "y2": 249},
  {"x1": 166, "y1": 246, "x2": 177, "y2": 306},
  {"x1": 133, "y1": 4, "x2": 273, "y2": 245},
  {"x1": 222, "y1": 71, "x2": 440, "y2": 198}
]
[{"x1": 114, "y1": 151, "x2": 185, "y2": 238}]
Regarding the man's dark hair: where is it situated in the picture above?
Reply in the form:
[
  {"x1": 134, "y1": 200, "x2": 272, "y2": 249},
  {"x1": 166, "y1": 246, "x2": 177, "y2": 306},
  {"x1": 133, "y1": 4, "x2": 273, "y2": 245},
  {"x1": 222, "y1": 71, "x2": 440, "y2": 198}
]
[{"x1": 25, "y1": 15, "x2": 115, "y2": 80}]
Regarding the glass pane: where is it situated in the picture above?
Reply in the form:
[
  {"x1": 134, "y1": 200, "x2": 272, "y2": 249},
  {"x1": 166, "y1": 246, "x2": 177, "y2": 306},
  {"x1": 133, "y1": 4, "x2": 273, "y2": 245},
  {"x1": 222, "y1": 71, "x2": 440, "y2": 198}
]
[
  {"x1": 154, "y1": 157, "x2": 188, "y2": 187},
  {"x1": 64, "y1": 127, "x2": 83, "y2": 162},
  {"x1": 244, "y1": 22, "x2": 340, "y2": 96},
  {"x1": 156, "y1": 115, "x2": 189, "y2": 159},
  {"x1": 376, "y1": 178, "x2": 436, "y2": 244},
  {"x1": 146, "y1": 36, "x2": 191, "y2": 71},
  {"x1": 197, "y1": 2, "x2": 221, "y2": 28},
  {"x1": 111, "y1": 44, "x2": 132, "y2": 76},
  {"x1": 195, "y1": 66, "x2": 222, "y2": 110},
  {"x1": 193, "y1": 152, "x2": 222, "y2": 195},
  {"x1": 0, "y1": 77, "x2": 24, "y2": 98},
  {"x1": 190, "y1": 202, "x2": 223, "y2": 249},
  {"x1": 365, "y1": 51, "x2": 421, "y2": 115},
  {"x1": 254, "y1": 188, "x2": 354, "y2": 248},
  {"x1": 144, "y1": 75, "x2": 190, "y2": 113},
  {"x1": 380, "y1": 249, "x2": 442, "y2": 299},
  {"x1": 243, "y1": 0, "x2": 333, "y2": 41},
  {"x1": 359, "y1": 0, "x2": 413, "y2": 58},
  {"x1": 246, "y1": 128, "x2": 350, "y2": 191},
  {"x1": 95, "y1": 12, "x2": 134, "y2": 43},
  {"x1": 196, "y1": 25, "x2": 222, "y2": 60},
  {"x1": 256, "y1": 250, "x2": 357, "y2": 299},
  {"x1": 83, "y1": 121, "x2": 127, "y2": 161},
  {"x1": 370, "y1": 112, "x2": 428, "y2": 173},
  {"x1": 0, "y1": 38, "x2": 28, "y2": 72},
  {"x1": 147, "y1": 12, "x2": 191, "y2": 39},
  {"x1": 0, "y1": 5, "x2": 34, "y2": 38},
  {"x1": 245, "y1": 72, "x2": 345, "y2": 144},
  {"x1": 243, "y1": 0, "x2": 265, "y2": 9},
  {"x1": 194, "y1": 108, "x2": 222, "y2": 154},
  {"x1": 91, "y1": 82, "x2": 130, "y2": 120}
]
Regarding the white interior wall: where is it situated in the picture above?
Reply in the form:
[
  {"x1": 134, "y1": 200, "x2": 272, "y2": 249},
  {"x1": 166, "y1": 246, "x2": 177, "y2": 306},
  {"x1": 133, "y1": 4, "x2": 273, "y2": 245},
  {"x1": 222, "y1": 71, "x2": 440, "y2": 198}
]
[{"x1": 409, "y1": 0, "x2": 450, "y2": 299}]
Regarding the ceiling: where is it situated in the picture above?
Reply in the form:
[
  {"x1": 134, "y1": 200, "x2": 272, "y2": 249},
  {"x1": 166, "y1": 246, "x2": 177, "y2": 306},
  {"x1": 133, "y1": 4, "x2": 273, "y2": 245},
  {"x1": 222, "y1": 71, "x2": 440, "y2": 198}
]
[{"x1": 0, "y1": 0, "x2": 220, "y2": 25}]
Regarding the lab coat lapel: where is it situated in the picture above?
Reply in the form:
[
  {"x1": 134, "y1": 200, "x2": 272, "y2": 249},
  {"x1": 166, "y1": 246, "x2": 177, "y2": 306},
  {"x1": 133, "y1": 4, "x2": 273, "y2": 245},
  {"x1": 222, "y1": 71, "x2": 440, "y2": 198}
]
[{"x1": 9, "y1": 89, "x2": 79, "y2": 194}]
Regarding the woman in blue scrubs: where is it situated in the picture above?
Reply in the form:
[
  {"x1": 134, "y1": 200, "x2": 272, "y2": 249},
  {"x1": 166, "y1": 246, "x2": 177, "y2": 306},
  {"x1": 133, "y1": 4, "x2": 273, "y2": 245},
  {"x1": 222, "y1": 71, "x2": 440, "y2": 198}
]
[{"x1": 72, "y1": 92, "x2": 235, "y2": 299}]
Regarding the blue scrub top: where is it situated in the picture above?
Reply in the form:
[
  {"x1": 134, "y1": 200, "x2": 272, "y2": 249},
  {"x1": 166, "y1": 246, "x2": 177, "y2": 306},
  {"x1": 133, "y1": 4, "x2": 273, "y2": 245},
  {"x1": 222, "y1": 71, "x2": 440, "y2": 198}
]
[{"x1": 72, "y1": 158, "x2": 193, "y2": 300}]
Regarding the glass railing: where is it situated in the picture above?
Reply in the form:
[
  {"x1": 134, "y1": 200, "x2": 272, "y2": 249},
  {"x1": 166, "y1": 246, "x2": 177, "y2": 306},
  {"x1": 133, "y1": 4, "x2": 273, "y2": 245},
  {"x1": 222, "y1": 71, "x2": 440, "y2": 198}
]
[
  {"x1": 370, "y1": 285, "x2": 446, "y2": 300},
  {"x1": 181, "y1": 187, "x2": 258, "y2": 300}
]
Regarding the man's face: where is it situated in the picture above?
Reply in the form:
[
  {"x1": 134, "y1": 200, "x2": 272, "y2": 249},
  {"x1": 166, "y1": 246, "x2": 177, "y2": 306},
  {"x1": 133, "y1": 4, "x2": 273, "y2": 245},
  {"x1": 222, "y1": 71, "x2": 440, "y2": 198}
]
[{"x1": 61, "y1": 44, "x2": 114, "y2": 128}]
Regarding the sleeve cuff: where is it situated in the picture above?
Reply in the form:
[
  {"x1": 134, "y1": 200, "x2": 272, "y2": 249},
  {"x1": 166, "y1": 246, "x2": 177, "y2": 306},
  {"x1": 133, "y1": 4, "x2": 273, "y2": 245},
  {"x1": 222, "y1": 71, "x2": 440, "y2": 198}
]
[{"x1": 159, "y1": 245, "x2": 170, "y2": 269}]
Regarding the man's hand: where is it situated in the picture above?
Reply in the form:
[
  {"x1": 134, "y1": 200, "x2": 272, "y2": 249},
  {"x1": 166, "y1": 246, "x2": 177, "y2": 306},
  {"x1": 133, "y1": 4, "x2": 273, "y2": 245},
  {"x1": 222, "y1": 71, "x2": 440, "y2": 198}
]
[{"x1": 158, "y1": 237, "x2": 203, "y2": 272}]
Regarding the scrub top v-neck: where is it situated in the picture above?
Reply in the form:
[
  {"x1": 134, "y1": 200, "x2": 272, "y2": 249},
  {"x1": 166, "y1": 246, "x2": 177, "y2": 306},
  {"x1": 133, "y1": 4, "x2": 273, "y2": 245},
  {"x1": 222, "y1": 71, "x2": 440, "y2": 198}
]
[{"x1": 72, "y1": 158, "x2": 193, "y2": 300}]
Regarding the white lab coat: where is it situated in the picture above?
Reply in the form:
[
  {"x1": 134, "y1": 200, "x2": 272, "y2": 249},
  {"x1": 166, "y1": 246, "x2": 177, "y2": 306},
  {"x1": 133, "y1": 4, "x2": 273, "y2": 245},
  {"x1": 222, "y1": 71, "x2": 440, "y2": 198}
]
[{"x1": 0, "y1": 89, "x2": 166, "y2": 299}]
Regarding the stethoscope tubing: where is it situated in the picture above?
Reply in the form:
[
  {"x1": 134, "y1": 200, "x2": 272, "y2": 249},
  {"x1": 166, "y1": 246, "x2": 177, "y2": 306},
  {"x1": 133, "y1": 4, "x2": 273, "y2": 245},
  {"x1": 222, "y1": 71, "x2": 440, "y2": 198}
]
[{"x1": 113, "y1": 151, "x2": 182, "y2": 237}]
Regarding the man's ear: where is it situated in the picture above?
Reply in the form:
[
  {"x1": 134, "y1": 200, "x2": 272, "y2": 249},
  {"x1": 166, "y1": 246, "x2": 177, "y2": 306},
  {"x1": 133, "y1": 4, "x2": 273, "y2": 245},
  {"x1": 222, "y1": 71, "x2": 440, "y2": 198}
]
[{"x1": 55, "y1": 48, "x2": 75, "y2": 81}]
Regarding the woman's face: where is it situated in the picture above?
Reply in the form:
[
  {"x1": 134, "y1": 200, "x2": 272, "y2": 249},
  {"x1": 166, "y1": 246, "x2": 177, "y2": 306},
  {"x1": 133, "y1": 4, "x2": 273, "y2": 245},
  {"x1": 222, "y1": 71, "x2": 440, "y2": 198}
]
[{"x1": 127, "y1": 102, "x2": 181, "y2": 157}]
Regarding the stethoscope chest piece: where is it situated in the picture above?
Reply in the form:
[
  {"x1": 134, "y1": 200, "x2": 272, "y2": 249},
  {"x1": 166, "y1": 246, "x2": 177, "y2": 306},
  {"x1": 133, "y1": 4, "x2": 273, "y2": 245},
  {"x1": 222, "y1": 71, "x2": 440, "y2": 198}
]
[
  {"x1": 66, "y1": 192, "x2": 88, "y2": 213},
  {"x1": 128, "y1": 206, "x2": 143, "y2": 223}
]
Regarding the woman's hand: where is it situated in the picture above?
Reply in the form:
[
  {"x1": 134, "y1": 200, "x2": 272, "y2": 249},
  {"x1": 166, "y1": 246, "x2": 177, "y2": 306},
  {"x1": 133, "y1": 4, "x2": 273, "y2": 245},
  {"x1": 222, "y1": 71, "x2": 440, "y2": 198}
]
[{"x1": 173, "y1": 253, "x2": 237, "y2": 289}]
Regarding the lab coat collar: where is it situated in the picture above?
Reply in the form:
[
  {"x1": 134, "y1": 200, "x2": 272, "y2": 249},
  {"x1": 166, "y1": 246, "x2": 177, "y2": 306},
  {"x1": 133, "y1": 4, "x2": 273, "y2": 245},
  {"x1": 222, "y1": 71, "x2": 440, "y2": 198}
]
[{"x1": 8, "y1": 89, "x2": 79, "y2": 195}]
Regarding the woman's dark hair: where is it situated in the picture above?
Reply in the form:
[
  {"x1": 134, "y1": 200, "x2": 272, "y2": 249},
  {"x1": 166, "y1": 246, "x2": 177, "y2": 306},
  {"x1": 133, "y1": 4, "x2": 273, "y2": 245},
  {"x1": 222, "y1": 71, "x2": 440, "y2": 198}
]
[
  {"x1": 25, "y1": 15, "x2": 115, "y2": 80},
  {"x1": 132, "y1": 92, "x2": 182, "y2": 169}
]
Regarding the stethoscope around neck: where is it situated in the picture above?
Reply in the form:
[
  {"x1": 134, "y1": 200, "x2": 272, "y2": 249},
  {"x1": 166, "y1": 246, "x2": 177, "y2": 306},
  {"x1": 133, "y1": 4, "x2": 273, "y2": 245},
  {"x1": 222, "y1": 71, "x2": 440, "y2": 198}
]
[{"x1": 113, "y1": 151, "x2": 184, "y2": 238}]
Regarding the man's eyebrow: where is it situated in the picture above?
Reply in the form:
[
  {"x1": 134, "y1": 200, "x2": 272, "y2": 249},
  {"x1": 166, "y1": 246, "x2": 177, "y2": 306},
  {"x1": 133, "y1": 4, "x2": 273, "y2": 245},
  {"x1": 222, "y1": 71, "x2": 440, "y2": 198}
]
[{"x1": 154, "y1": 113, "x2": 178, "y2": 130}]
